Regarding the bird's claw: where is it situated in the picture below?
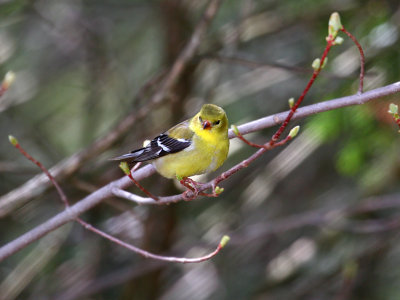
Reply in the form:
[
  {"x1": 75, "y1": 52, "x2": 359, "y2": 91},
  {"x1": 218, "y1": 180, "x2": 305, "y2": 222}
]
[{"x1": 180, "y1": 177, "x2": 222, "y2": 200}]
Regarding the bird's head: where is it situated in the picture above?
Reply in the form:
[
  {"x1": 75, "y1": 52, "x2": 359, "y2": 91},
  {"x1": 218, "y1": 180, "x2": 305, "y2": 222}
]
[{"x1": 194, "y1": 104, "x2": 228, "y2": 134}]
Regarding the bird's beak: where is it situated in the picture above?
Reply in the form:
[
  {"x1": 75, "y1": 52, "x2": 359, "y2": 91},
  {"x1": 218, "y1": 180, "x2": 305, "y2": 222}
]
[{"x1": 202, "y1": 120, "x2": 212, "y2": 130}]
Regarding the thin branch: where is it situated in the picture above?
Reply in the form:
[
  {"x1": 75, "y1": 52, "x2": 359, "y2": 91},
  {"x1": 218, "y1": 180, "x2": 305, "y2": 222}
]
[
  {"x1": 204, "y1": 54, "x2": 364, "y2": 80},
  {"x1": 341, "y1": 26, "x2": 365, "y2": 94},
  {"x1": 204, "y1": 54, "x2": 311, "y2": 74},
  {"x1": 1, "y1": 81, "x2": 400, "y2": 262},
  {"x1": 112, "y1": 188, "x2": 181, "y2": 205},
  {"x1": 11, "y1": 138, "x2": 69, "y2": 208},
  {"x1": 127, "y1": 170, "x2": 159, "y2": 201},
  {"x1": 77, "y1": 218, "x2": 229, "y2": 263}
]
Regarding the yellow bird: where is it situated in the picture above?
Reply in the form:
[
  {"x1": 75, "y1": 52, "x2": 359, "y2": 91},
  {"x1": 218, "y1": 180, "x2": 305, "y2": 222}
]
[{"x1": 113, "y1": 104, "x2": 229, "y2": 180}]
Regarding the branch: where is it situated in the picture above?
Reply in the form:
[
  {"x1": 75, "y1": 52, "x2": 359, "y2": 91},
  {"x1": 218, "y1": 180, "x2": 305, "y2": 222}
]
[
  {"x1": 1, "y1": 81, "x2": 399, "y2": 262},
  {"x1": 79, "y1": 219, "x2": 230, "y2": 263},
  {"x1": 341, "y1": 26, "x2": 365, "y2": 94}
]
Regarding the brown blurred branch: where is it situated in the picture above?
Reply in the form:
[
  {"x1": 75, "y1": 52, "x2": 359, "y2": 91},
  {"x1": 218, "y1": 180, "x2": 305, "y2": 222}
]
[
  {"x1": 236, "y1": 193, "x2": 400, "y2": 243},
  {"x1": 54, "y1": 261, "x2": 166, "y2": 300},
  {"x1": 1, "y1": 81, "x2": 399, "y2": 262}
]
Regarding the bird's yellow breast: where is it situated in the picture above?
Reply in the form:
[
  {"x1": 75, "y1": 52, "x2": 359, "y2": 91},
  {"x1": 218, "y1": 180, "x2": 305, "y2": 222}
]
[{"x1": 153, "y1": 130, "x2": 229, "y2": 179}]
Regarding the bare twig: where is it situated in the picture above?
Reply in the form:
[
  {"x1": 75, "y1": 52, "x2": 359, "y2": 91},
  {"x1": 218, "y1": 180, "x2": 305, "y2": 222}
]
[
  {"x1": 341, "y1": 26, "x2": 365, "y2": 94},
  {"x1": 9, "y1": 136, "x2": 69, "y2": 208},
  {"x1": 204, "y1": 54, "x2": 311, "y2": 74},
  {"x1": 119, "y1": 162, "x2": 159, "y2": 201},
  {"x1": 78, "y1": 218, "x2": 229, "y2": 263}
]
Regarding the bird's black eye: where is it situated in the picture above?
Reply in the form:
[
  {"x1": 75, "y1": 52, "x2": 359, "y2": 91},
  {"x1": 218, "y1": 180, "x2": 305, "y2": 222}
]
[
  {"x1": 199, "y1": 116, "x2": 203, "y2": 123},
  {"x1": 214, "y1": 120, "x2": 220, "y2": 125}
]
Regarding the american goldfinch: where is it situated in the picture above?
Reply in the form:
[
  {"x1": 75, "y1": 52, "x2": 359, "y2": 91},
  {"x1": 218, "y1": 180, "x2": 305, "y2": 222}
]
[{"x1": 113, "y1": 104, "x2": 229, "y2": 180}]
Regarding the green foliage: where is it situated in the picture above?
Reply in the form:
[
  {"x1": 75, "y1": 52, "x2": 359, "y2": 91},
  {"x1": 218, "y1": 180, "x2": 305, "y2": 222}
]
[
  {"x1": 309, "y1": 105, "x2": 397, "y2": 180},
  {"x1": 336, "y1": 140, "x2": 364, "y2": 175}
]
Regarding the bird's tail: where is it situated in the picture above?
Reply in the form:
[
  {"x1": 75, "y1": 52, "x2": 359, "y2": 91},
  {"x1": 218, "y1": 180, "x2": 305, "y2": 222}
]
[{"x1": 110, "y1": 148, "x2": 146, "y2": 162}]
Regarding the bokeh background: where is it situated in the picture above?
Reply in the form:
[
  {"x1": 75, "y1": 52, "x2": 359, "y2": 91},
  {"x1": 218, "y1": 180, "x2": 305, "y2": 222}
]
[{"x1": 1, "y1": 0, "x2": 400, "y2": 299}]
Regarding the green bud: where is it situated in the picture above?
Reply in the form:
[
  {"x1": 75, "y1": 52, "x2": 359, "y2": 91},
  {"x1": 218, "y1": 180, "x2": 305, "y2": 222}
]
[
  {"x1": 8, "y1": 135, "x2": 18, "y2": 146},
  {"x1": 176, "y1": 175, "x2": 183, "y2": 181},
  {"x1": 333, "y1": 36, "x2": 344, "y2": 45},
  {"x1": 321, "y1": 57, "x2": 328, "y2": 69},
  {"x1": 219, "y1": 235, "x2": 230, "y2": 248},
  {"x1": 289, "y1": 126, "x2": 300, "y2": 138},
  {"x1": 388, "y1": 103, "x2": 398, "y2": 114},
  {"x1": 312, "y1": 58, "x2": 321, "y2": 71},
  {"x1": 119, "y1": 162, "x2": 131, "y2": 175},
  {"x1": 231, "y1": 125, "x2": 240, "y2": 136},
  {"x1": 328, "y1": 12, "x2": 343, "y2": 39},
  {"x1": 214, "y1": 186, "x2": 224, "y2": 194},
  {"x1": 388, "y1": 103, "x2": 399, "y2": 120},
  {"x1": 288, "y1": 97, "x2": 295, "y2": 108},
  {"x1": 3, "y1": 71, "x2": 15, "y2": 89}
]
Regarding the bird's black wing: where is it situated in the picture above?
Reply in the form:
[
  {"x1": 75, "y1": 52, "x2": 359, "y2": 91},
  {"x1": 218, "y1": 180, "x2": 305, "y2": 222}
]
[{"x1": 111, "y1": 133, "x2": 191, "y2": 162}]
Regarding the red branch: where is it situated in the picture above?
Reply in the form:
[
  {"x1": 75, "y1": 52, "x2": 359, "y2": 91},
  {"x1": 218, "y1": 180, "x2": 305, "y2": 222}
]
[
  {"x1": 271, "y1": 41, "x2": 333, "y2": 144},
  {"x1": 127, "y1": 172, "x2": 159, "y2": 201},
  {"x1": 392, "y1": 116, "x2": 400, "y2": 129},
  {"x1": 13, "y1": 142, "x2": 69, "y2": 208},
  {"x1": 341, "y1": 26, "x2": 365, "y2": 94},
  {"x1": 77, "y1": 218, "x2": 227, "y2": 263}
]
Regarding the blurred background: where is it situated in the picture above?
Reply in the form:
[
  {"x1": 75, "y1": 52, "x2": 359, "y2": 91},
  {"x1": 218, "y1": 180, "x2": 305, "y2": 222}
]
[{"x1": 1, "y1": 0, "x2": 400, "y2": 299}]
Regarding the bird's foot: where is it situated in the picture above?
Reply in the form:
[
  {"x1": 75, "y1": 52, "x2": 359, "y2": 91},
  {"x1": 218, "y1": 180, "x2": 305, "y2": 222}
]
[
  {"x1": 180, "y1": 177, "x2": 201, "y2": 200},
  {"x1": 179, "y1": 177, "x2": 223, "y2": 200}
]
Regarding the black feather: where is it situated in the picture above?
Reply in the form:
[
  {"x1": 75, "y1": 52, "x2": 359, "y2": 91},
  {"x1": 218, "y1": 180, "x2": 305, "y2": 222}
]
[{"x1": 112, "y1": 134, "x2": 191, "y2": 163}]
